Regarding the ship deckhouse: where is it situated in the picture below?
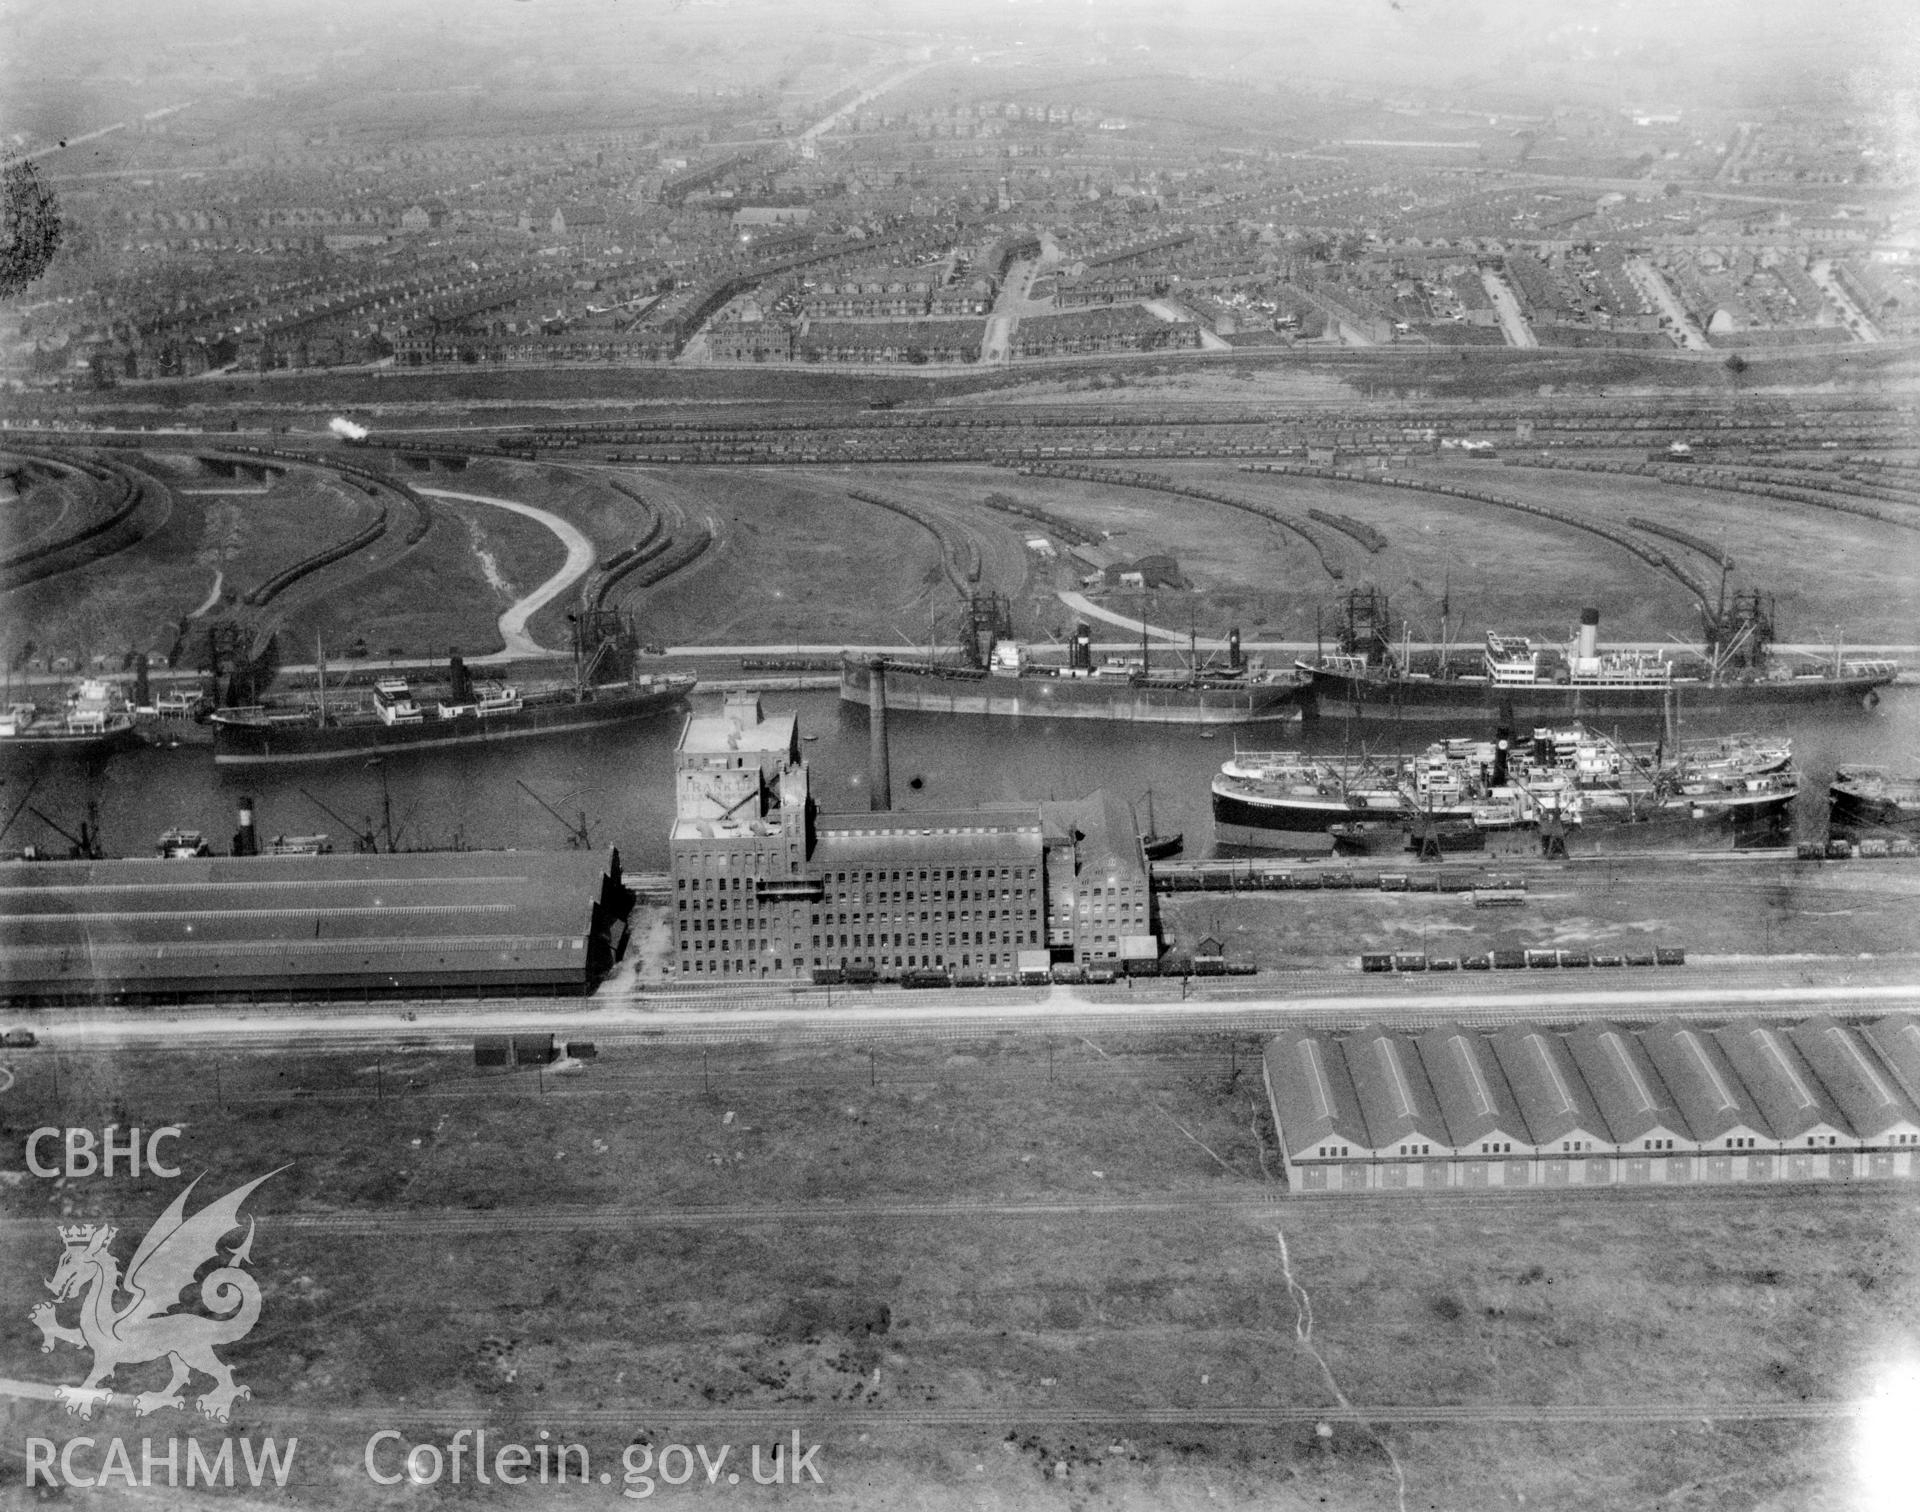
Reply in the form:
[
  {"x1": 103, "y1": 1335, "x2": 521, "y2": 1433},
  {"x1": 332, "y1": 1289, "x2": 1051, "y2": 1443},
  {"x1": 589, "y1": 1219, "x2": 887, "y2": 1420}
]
[{"x1": 1483, "y1": 634, "x2": 1538, "y2": 685}]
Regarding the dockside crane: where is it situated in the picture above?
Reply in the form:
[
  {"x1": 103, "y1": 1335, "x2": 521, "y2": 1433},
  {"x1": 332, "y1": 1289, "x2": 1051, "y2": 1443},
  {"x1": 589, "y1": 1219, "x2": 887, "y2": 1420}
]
[
  {"x1": 301, "y1": 786, "x2": 379, "y2": 854},
  {"x1": 25, "y1": 801, "x2": 103, "y2": 860},
  {"x1": 516, "y1": 780, "x2": 592, "y2": 850}
]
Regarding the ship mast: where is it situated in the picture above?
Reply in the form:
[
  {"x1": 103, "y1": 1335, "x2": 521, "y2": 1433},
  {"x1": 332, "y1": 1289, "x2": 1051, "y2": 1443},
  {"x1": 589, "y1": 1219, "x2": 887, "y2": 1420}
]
[{"x1": 314, "y1": 633, "x2": 328, "y2": 727}]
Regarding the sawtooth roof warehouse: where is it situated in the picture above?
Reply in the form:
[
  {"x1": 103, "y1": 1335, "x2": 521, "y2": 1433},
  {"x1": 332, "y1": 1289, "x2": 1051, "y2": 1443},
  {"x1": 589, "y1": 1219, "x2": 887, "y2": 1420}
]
[{"x1": 1263, "y1": 1014, "x2": 1920, "y2": 1192}]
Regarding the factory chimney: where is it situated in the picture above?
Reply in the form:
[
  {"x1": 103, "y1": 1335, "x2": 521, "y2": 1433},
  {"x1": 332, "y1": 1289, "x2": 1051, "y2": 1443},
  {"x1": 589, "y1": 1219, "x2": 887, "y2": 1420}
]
[
  {"x1": 233, "y1": 796, "x2": 259, "y2": 857},
  {"x1": 867, "y1": 658, "x2": 892, "y2": 812},
  {"x1": 1576, "y1": 608, "x2": 1599, "y2": 663}
]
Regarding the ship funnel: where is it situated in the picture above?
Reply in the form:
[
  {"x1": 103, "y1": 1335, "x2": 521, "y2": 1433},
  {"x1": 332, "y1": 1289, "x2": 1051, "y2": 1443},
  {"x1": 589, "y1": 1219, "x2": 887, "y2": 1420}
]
[
  {"x1": 1071, "y1": 623, "x2": 1092, "y2": 671},
  {"x1": 1228, "y1": 627, "x2": 1243, "y2": 671},
  {"x1": 1577, "y1": 608, "x2": 1599, "y2": 663},
  {"x1": 867, "y1": 658, "x2": 892, "y2": 812},
  {"x1": 233, "y1": 796, "x2": 259, "y2": 857}
]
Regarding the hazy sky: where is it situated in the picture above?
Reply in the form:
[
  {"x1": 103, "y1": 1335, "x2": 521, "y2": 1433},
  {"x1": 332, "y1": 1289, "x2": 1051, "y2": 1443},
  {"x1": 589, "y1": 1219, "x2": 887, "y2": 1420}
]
[{"x1": 4, "y1": 0, "x2": 1917, "y2": 150}]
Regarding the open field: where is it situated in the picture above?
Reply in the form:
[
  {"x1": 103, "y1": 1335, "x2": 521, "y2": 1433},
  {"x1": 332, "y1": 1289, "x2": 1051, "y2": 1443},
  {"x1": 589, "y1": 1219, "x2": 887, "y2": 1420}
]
[
  {"x1": 1, "y1": 1034, "x2": 1913, "y2": 1509},
  {"x1": 636, "y1": 470, "x2": 961, "y2": 648}
]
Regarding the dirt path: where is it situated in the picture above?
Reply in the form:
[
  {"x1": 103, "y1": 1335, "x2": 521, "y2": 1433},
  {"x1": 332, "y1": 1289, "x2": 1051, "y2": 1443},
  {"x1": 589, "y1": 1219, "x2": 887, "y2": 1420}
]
[
  {"x1": 417, "y1": 486, "x2": 592, "y2": 659},
  {"x1": 1057, "y1": 589, "x2": 1230, "y2": 646}
]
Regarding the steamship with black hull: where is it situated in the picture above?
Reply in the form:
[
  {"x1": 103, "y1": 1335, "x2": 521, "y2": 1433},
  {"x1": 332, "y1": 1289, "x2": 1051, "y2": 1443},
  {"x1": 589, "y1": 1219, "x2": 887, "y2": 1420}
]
[
  {"x1": 841, "y1": 615, "x2": 1299, "y2": 727},
  {"x1": 1829, "y1": 768, "x2": 1920, "y2": 839},
  {"x1": 1299, "y1": 589, "x2": 1897, "y2": 722},
  {"x1": 1212, "y1": 724, "x2": 1798, "y2": 857},
  {"x1": 211, "y1": 624, "x2": 694, "y2": 767}
]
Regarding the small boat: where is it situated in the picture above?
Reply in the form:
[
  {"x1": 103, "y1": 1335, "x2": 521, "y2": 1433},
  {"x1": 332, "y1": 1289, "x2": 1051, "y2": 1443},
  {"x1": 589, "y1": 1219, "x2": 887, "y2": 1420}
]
[
  {"x1": 1139, "y1": 789, "x2": 1184, "y2": 860},
  {"x1": 157, "y1": 827, "x2": 212, "y2": 859}
]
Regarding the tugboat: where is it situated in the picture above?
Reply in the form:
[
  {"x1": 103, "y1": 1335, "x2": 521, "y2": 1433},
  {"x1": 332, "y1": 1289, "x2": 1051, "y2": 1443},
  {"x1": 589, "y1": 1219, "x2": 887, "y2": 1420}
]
[
  {"x1": 156, "y1": 826, "x2": 213, "y2": 859},
  {"x1": 1138, "y1": 789, "x2": 1183, "y2": 860}
]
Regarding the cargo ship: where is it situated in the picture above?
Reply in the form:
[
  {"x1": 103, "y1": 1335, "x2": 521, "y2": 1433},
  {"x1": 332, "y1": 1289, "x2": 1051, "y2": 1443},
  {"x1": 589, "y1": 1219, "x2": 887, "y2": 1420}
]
[
  {"x1": 1299, "y1": 589, "x2": 1897, "y2": 722},
  {"x1": 1212, "y1": 725, "x2": 1797, "y2": 857},
  {"x1": 841, "y1": 622, "x2": 1298, "y2": 726},
  {"x1": 1829, "y1": 767, "x2": 1920, "y2": 838},
  {"x1": 0, "y1": 679, "x2": 142, "y2": 764},
  {"x1": 211, "y1": 655, "x2": 694, "y2": 766}
]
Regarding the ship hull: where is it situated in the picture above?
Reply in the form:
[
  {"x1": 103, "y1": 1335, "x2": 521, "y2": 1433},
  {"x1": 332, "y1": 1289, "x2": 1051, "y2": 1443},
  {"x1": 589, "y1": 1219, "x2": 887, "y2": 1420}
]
[
  {"x1": 1829, "y1": 772, "x2": 1920, "y2": 836},
  {"x1": 1213, "y1": 778, "x2": 1793, "y2": 856},
  {"x1": 211, "y1": 681, "x2": 692, "y2": 766},
  {"x1": 1302, "y1": 667, "x2": 1892, "y2": 722},
  {"x1": 841, "y1": 660, "x2": 1298, "y2": 725},
  {"x1": 0, "y1": 723, "x2": 142, "y2": 766}
]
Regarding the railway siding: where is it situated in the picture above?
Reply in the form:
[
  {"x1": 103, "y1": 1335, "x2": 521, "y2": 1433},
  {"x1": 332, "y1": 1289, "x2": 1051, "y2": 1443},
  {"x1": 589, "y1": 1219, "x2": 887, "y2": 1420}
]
[{"x1": 1018, "y1": 462, "x2": 1351, "y2": 582}]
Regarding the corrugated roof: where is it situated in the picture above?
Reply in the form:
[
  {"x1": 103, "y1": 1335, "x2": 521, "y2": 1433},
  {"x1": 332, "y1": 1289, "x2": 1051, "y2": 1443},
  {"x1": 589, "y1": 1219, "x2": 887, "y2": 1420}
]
[
  {"x1": 1711, "y1": 1023, "x2": 1850, "y2": 1142},
  {"x1": 0, "y1": 850, "x2": 607, "y2": 995},
  {"x1": 1342, "y1": 1026, "x2": 1451, "y2": 1152},
  {"x1": 817, "y1": 806, "x2": 1041, "y2": 837},
  {"x1": 1565, "y1": 1021, "x2": 1686, "y2": 1145},
  {"x1": 1039, "y1": 790, "x2": 1149, "y2": 880},
  {"x1": 1860, "y1": 1014, "x2": 1920, "y2": 1107},
  {"x1": 1487, "y1": 1022, "x2": 1609, "y2": 1148},
  {"x1": 1639, "y1": 1024, "x2": 1761, "y2": 1143},
  {"x1": 1263, "y1": 1027, "x2": 1369, "y2": 1159},
  {"x1": 1414, "y1": 1023, "x2": 1529, "y2": 1149},
  {"x1": 1788, "y1": 1016, "x2": 1918, "y2": 1139},
  {"x1": 813, "y1": 809, "x2": 1043, "y2": 868}
]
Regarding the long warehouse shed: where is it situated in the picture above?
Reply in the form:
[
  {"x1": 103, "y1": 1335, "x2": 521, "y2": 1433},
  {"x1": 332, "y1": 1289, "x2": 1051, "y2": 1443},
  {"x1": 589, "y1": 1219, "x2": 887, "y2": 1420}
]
[
  {"x1": 0, "y1": 849, "x2": 633, "y2": 1006},
  {"x1": 1265, "y1": 1013, "x2": 1920, "y2": 1193}
]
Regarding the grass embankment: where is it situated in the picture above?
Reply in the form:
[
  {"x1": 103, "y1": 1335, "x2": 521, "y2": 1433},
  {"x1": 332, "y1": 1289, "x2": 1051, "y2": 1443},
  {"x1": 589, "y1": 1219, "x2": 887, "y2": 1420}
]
[
  {"x1": 0, "y1": 1036, "x2": 1911, "y2": 1508},
  {"x1": 638, "y1": 470, "x2": 954, "y2": 647},
  {"x1": 5, "y1": 459, "x2": 373, "y2": 667}
]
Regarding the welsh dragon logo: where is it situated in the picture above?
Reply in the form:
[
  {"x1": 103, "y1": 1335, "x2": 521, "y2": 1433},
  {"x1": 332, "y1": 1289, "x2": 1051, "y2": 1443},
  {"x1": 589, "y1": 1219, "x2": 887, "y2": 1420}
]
[{"x1": 29, "y1": 1169, "x2": 283, "y2": 1422}]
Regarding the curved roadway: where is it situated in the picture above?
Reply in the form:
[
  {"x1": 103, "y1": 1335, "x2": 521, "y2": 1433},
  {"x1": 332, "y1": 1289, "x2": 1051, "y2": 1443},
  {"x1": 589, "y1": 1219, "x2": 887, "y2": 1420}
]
[
  {"x1": 1057, "y1": 589, "x2": 1225, "y2": 646},
  {"x1": 417, "y1": 486, "x2": 593, "y2": 659}
]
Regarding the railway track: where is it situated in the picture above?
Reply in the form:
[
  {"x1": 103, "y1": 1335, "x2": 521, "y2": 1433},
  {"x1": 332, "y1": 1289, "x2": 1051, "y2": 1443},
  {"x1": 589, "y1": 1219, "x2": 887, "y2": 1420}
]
[
  {"x1": 846, "y1": 487, "x2": 981, "y2": 597},
  {"x1": 16, "y1": 1174, "x2": 1914, "y2": 1245},
  {"x1": 21, "y1": 968, "x2": 1920, "y2": 1059},
  {"x1": 0, "y1": 1376, "x2": 1862, "y2": 1428}
]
